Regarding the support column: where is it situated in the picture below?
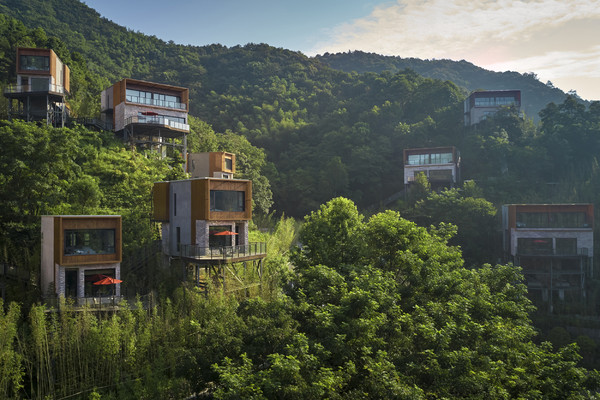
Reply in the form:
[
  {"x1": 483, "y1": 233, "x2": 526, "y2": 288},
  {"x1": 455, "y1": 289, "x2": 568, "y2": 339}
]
[
  {"x1": 78, "y1": 269, "x2": 85, "y2": 299},
  {"x1": 183, "y1": 133, "x2": 188, "y2": 172},
  {"x1": 549, "y1": 258, "x2": 553, "y2": 314},
  {"x1": 115, "y1": 266, "x2": 121, "y2": 297}
]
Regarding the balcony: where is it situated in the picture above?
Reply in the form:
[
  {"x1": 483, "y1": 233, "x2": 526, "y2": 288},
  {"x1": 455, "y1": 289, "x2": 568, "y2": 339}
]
[
  {"x1": 516, "y1": 247, "x2": 589, "y2": 257},
  {"x1": 125, "y1": 95, "x2": 186, "y2": 110},
  {"x1": 4, "y1": 83, "x2": 66, "y2": 95},
  {"x1": 125, "y1": 115, "x2": 189, "y2": 132},
  {"x1": 180, "y1": 242, "x2": 267, "y2": 261}
]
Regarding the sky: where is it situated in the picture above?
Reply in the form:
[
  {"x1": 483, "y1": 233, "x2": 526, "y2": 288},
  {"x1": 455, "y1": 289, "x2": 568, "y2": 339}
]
[{"x1": 83, "y1": 0, "x2": 600, "y2": 101}]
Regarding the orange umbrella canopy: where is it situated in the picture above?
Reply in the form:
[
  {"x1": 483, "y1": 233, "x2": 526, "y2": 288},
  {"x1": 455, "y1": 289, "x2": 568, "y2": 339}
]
[
  {"x1": 212, "y1": 230, "x2": 238, "y2": 236},
  {"x1": 93, "y1": 275, "x2": 123, "y2": 285}
]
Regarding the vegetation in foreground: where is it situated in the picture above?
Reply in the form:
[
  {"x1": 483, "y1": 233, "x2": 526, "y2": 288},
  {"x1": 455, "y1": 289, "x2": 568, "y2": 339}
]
[{"x1": 2, "y1": 198, "x2": 600, "y2": 399}]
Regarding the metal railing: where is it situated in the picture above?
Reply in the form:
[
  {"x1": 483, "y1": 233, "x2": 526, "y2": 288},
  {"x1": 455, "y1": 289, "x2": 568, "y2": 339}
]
[
  {"x1": 4, "y1": 83, "x2": 67, "y2": 94},
  {"x1": 125, "y1": 115, "x2": 189, "y2": 131},
  {"x1": 43, "y1": 292, "x2": 157, "y2": 311},
  {"x1": 181, "y1": 242, "x2": 267, "y2": 260},
  {"x1": 125, "y1": 95, "x2": 186, "y2": 110}
]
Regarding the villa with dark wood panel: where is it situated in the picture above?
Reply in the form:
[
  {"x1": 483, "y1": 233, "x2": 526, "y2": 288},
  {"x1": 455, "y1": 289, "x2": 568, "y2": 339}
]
[
  {"x1": 403, "y1": 146, "x2": 461, "y2": 189},
  {"x1": 4, "y1": 47, "x2": 70, "y2": 127},
  {"x1": 464, "y1": 89, "x2": 521, "y2": 126},
  {"x1": 101, "y1": 78, "x2": 189, "y2": 154},
  {"x1": 153, "y1": 152, "x2": 266, "y2": 291},
  {"x1": 41, "y1": 215, "x2": 122, "y2": 304},
  {"x1": 502, "y1": 204, "x2": 593, "y2": 312}
]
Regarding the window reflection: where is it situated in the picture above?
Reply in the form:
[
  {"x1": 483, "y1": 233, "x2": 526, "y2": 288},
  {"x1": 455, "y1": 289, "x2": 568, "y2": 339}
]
[{"x1": 64, "y1": 229, "x2": 116, "y2": 255}]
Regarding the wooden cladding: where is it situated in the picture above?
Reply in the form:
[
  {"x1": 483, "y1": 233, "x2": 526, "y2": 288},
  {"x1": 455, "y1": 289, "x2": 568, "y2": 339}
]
[
  {"x1": 54, "y1": 216, "x2": 122, "y2": 266},
  {"x1": 17, "y1": 48, "x2": 55, "y2": 76},
  {"x1": 208, "y1": 179, "x2": 251, "y2": 221},
  {"x1": 111, "y1": 78, "x2": 189, "y2": 111},
  {"x1": 153, "y1": 182, "x2": 170, "y2": 221},
  {"x1": 63, "y1": 64, "x2": 70, "y2": 93},
  {"x1": 16, "y1": 48, "x2": 70, "y2": 92},
  {"x1": 210, "y1": 152, "x2": 236, "y2": 174},
  {"x1": 189, "y1": 178, "x2": 251, "y2": 221}
]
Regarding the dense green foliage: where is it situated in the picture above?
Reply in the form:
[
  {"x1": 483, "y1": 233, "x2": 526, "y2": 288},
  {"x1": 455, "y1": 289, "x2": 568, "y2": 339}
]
[
  {"x1": 0, "y1": 119, "x2": 272, "y2": 302},
  {"x1": 316, "y1": 50, "x2": 577, "y2": 121},
  {"x1": 2, "y1": 2, "x2": 600, "y2": 398},
  {"x1": 2, "y1": 199, "x2": 599, "y2": 399},
  {"x1": 0, "y1": 0, "x2": 591, "y2": 218}
]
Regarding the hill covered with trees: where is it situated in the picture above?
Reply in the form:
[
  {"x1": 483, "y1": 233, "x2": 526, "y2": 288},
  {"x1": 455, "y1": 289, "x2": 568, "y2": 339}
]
[
  {"x1": 2, "y1": 1, "x2": 600, "y2": 398},
  {"x1": 0, "y1": 0, "x2": 592, "y2": 219},
  {"x1": 2, "y1": 198, "x2": 600, "y2": 399},
  {"x1": 316, "y1": 51, "x2": 575, "y2": 121}
]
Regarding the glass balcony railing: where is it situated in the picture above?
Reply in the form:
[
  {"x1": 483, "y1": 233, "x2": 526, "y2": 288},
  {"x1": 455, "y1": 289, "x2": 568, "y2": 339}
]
[
  {"x1": 180, "y1": 242, "x2": 267, "y2": 260},
  {"x1": 4, "y1": 83, "x2": 66, "y2": 94},
  {"x1": 125, "y1": 95, "x2": 186, "y2": 110},
  {"x1": 125, "y1": 115, "x2": 189, "y2": 132}
]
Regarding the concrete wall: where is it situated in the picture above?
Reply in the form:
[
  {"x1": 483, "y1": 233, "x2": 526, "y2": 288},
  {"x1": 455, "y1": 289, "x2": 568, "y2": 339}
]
[
  {"x1": 41, "y1": 216, "x2": 56, "y2": 296},
  {"x1": 170, "y1": 180, "x2": 193, "y2": 255},
  {"x1": 57, "y1": 263, "x2": 121, "y2": 298},
  {"x1": 194, "y1": 220, "x2": 248, "y2": 248},
  {"x1": 188, "y1": 153, "x2": 210, "y2": 178}
]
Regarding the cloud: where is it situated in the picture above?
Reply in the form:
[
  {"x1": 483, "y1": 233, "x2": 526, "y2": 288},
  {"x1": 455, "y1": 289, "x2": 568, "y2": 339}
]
[
  {"x1": 311, "y1": 0, "x2": 600, "y2": 58},
  {"x1": 309, "y1": 0, "x2": 600, "y2": 99},
  {"x1": 487, "y1": 46, "x2": 600, "y2": 79}
]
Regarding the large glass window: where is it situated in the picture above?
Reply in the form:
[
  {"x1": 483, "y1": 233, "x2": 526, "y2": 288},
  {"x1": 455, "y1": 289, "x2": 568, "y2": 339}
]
[
  {"x1": 210, "y1": 190, "x2": 245, "y2": 212},
  {"x1": 20, "y1": 55, "x2": 50, "y2": 71},
  {"x1": 64, "y1": 229, "x2": 116, "y2": 256},
  {"x1": 517, "y1": 238, "x2": 552, "y2": 255},
  {"x1": 31, "y1": 77, "x2": 49, "y2": 91},
  {"x1": 429, "y1": 169, "x2": 453, "y2": 181},
  {"x1": 474, "y1": 96, "x2": 517, "y2": 107},
  {"x1": 126, "y1": 89, "x2": 182, "y2": 109},
  {"x1": 84, "y1": 269, "x2": 116, "y2": 297},
  {"x1": 137, "y1": 112, "x2": 186, "y2": 124},
  {"x1": 516, "y1": 212, "x2": 587, "y2": 228},
  {"x1": 209, "y1": 225, "x2": 233, "y2": 248},
  {"x1": 407, "y1": 152, "x2": 453, "y2": 165},
  {"x1": 556, "y1": 238, "x2": 577, "y2": 255}
]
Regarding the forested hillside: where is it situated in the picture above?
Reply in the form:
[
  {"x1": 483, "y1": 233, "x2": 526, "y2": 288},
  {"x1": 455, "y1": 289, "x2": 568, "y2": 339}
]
[
  {"x1": 0, "y1": 0, "x2": 592, "y2": 218},
  {"x1": 316, "y1": 51, "x2": 574, "y2": 121},
  {"x1": 3, "y1": 2, "x2": 600, "y2": 398},
  {"x1": 3, "y1": 0, "x2": 600, "y2": 266}
]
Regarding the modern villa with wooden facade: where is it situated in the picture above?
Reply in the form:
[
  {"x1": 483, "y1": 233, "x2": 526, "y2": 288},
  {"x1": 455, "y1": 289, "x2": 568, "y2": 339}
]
[{"x1": 4, "y1": 47, "x2": 70, "y2": 127}]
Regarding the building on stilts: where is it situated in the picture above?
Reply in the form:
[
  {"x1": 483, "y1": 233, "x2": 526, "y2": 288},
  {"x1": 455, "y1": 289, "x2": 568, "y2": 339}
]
[{"x1": 153, "y1": 152, "x2": 266, "y2": 294}]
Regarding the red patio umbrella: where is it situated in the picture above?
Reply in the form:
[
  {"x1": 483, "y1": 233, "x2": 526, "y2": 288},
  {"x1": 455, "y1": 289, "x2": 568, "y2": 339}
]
[
  {"x1": 93, "y1": 275, "x2": 123, "y2": 285},
  {"x1": 141, "y1": 111, "x2": 159, "y2": 116},
  {"x1": 212, "y1": 230, "x2": 238, "y2": 236}
]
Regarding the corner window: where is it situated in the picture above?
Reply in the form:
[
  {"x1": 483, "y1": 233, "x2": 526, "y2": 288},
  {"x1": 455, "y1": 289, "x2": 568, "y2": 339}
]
[{"x1": 64, "y1": 229, "x2": 115, "y2": 256}]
